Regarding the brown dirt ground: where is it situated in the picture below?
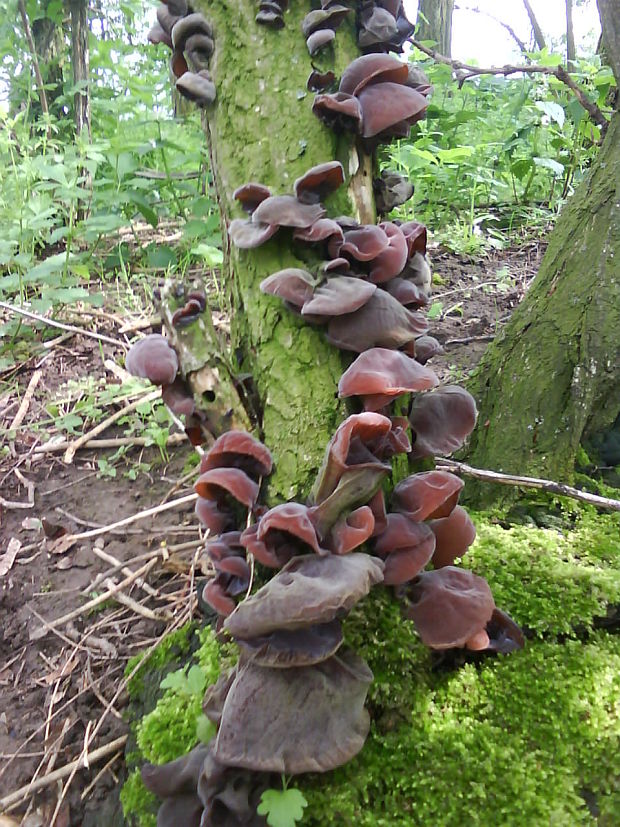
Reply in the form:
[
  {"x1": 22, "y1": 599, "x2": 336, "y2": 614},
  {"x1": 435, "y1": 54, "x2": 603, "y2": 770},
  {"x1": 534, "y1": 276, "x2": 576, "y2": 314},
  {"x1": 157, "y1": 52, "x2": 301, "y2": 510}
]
[{"x1": 0, "y1": 237, "x2": 545, "y2": 826}]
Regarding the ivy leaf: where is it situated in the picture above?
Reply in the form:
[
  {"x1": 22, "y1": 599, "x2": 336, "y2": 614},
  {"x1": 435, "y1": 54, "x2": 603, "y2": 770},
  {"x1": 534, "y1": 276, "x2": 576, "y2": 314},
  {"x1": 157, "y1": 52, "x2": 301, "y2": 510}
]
[{"x1": 257, "y1": 788, "x2": 308, "y2": 827}]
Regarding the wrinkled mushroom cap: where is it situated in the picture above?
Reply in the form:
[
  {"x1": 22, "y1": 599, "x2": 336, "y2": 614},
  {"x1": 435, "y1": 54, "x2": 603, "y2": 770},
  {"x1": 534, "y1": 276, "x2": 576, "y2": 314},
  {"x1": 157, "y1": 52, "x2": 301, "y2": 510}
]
[
  {"x1": 294, "y1": 161, "x2": 344, "y2": 204},
  {"x1": 338, "y1": 348, "x2": 438, "y2": 410},
  {"x1": 409, "y1": 385, "x2": 478, "y2": 458},
  {"x1": 125, "y1": 334, "x2": 178, "y2": 385},
  {"x1": 392, "y1": 470, "x2": 464, "y2": 522},
  {"x1": 200, "y1": 430, "x2": 273, "y2": 479}
]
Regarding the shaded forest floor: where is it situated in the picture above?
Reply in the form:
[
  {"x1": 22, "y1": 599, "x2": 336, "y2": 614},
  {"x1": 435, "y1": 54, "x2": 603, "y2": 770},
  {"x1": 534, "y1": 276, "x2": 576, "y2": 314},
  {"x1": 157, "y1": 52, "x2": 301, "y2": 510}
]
[{"x1": 1, "y1": 234, "x2": 619, "y2": 826}]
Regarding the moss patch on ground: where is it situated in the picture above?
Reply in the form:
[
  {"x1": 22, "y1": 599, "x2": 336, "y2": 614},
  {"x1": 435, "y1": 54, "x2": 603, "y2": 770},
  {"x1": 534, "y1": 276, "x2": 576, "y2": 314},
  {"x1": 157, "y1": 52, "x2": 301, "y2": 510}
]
[{"x1": 122, "y1": 511, "x2": 620, "y2": 826}]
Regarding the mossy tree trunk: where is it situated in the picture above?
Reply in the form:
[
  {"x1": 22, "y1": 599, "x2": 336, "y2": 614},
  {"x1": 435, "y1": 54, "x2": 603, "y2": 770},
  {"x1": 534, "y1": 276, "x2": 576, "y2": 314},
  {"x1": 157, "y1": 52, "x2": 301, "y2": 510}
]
[
  {"x1": 191, "y1": 1, "x2": 374, "y2": 500},
  {"x1": 464, "y1": 112, "x2": 620, "y2": 505}
]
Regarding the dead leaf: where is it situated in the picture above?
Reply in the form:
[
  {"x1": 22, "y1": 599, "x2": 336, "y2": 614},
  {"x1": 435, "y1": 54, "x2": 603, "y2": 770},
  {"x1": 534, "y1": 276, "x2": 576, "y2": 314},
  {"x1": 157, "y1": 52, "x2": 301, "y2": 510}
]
[
  {"x1": 47, "y1": 534, "x2": 77, "y2": 555},
  {"x1": 43, "y1": 655, "x2": 79, "y2": 685},
  {"x1": 0, "y1": 538, "x2": 21, "y2": 576},
  {"x1": 56, "y1": 556, "x2": 75, "y2": 570},
  {"x1": 42, "y1": 518, "x2": 67, "y2": 539}
]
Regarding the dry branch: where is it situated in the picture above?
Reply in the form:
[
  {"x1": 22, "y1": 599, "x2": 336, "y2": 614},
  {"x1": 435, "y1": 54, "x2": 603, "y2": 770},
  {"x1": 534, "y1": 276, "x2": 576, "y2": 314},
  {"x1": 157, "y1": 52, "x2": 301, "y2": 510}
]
[
  {"x1": 9, "y1": 369, "x2": 42, "y2": 431},
  {"x1": 0, "y1": 301, "x2": 124, "y2": 348},
  {"x1": 436, "y1": 459, "x2": 620, "y2": 510}
]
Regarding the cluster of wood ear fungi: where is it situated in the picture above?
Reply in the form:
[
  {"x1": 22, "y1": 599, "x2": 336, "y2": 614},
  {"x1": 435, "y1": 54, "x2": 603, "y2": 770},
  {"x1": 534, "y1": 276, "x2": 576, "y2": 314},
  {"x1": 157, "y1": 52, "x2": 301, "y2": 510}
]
[{"x1": 149, "y1": 1, "x2": 216, "y2": 106}]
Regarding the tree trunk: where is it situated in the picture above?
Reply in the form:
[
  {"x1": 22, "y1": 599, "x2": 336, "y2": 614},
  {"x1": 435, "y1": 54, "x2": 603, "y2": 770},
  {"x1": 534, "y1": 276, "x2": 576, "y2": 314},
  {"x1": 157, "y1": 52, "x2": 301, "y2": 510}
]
[
  {"x1": 565, "y1": 0, "x2": 575, "y2": 69},
  {"x1": 70, "y1": 0, "x2": 90, "y2": 138},
  {"x1": 188, "y1": 1, "x2": 373, "y2": 500},
  {"x1": 598, "y1": 0, "x2": 620, "y2": 83},
  {"x1": 522, "y1": 0, "x2": 547, "y2": 51},
  {"x1": 32, "y1": 0, "x2": 65, "y2": 114},
  {"x1": 464, "y1": 112, "x2": 620, "y2": 505},
  {"x1": 416, "y1": 0, "x2": 453, "y2": 56}
]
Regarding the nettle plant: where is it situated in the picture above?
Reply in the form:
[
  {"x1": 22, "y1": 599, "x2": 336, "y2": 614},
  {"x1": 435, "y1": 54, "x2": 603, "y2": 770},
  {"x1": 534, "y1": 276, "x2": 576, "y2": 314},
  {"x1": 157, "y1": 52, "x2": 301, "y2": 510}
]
[{"x1": 124, "y1": 2, "x2": 525, "y2": 825}]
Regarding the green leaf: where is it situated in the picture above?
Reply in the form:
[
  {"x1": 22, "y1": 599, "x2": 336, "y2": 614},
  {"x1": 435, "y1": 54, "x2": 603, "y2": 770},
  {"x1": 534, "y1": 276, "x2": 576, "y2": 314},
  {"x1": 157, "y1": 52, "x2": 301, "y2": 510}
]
[
  {"x1": 191, "y1": 243, "x2": 223, "y2": 266},
  {"x1": 196, "y1": 715, "x2": 215, "y2": 745},
  {"x1": 257, "y1": 788, "x2": 308, "y2": 827},
  {"x1": 427, "y1": 301, "x2": 443, "y2": 320},
  {"x1": 159, "y1": 669, "x2": 189, "y2": 692},
  {"x1": 533, "y1": 157, "x2": 564, "y2": 176},
  {"x1": 186, "y1": 665, "x2": 206, "y2": 695},
  {"x1": 535, "y1": 101, "x2": 565, "y2": 128},
  {"x1": 146, "y1": 244, "x2": 177, "y2": 270}
]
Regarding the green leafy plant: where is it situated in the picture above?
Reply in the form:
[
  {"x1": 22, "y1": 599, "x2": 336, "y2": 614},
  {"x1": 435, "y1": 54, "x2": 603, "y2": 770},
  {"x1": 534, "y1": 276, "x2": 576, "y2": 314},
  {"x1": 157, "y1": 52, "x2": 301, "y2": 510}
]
[{"x1": 257, "y1": 781, "x2": 308, "y2": 827}]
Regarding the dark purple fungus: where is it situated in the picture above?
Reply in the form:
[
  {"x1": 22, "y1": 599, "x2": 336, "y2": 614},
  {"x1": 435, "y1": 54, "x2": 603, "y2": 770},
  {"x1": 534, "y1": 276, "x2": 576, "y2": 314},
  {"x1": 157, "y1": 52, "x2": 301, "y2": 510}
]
[
  {"x1": 125, "y1": 334, "x2": 178, "y2": 385},
  {"x1": 302, "y1": 277, "x2": 376, "y2": 317},
  {"x1": 339, "y1": 53, "x2": 408, "y2": 95},
  {"x1": 251, "y1": 195, "x2": 325, "y2": 228},
  {"x1": 367, "y1": 222, "x2": 408, "y2": 283},
  {"x1": 260, "y1": 268, "x2": 316, "y2": 310},
  {"x1": 374, "y1": 170, "x2": 414, "y2": 214},
  {"x1": 307, "y1": 69, "x2": 336, "y2": 92},
  {"x1": 195, "y1": 497, "x2": 230, "y2": 534},
  {"x1": 240, "y1": 502, "x2": 327, "y2": 568},
  {"x1": 200, "y1": 430, "x2": 273, "y2": 479},
  {"x1": 171, "y1": 291, "x2": 206, "y2": 327},
  {"x1": 141, "y1": 745, "x2": 208, "y2": 827},
  {"x1": 195, "y1": 468, "x2": 260, "y2": 509},
  {"x1": 338, "y1": 224, "x2": 389, "y2": 261},
  {"x1": 294, "y1": 161, "x2": 344, "y2": 204},
  {"x1": 202, "y1": 531, "x2": 251, "y2": 617},
  {"x1": 170, "y1": 50, "x2": 189, "y2": 79},
  {"x1": 327, "y1": 505, "x2": 375, "y2": 554},
  {"x1": 203, "y1": 668, "x2": 236, "y2": 726},
  {"x1": 405, "y1": 567, "x2": 495, "y2": 649},
  {"x1": 228, "y1": 218, "x2": 278, "y2": 249},
  {"x1": 326, "y1": 289, "x2": 428, "y2": 353},
  {"x1": 401, "y1": 250, "x2": 432, "y2": 295},
  {"x1": 157, "y1": 4, "x2": 182, "y2": 38},
  {"x1": 485, "y1": 608, "x2": 526, "y2": 653},
  {"x1": 161, "y1": 378, "x2": 195, "y2": 417},
  {"x1": 373, "y1": 513, "x2": 436, "y2": 585},
  {"x1": 236, "y1": 620, "x2": 344, "y2": 667},
  {"x1": 409, "y1": 385, "x2": 478, "y2": 458},
  {"x1": 214, "y1": 650, "x2": 374, "y2": 773},
  {"x1": 224, "y1": 553, "x2": 384, "y2": 639},
  {"x1": 392, "y1": 470, "x2": 464, "y2": 522},
  {"x1": 148, "y1": 22, "x2": 173, "y2": 48},
  {"x1": 384, "y1": 278, "x2": 429, "y2": 309},
  {"x1": 338, "y1": 347, "x2": 438, "y2": 411},
  {"x1": 357, "y1": 82, "x2": 428, "y2": 139},
  {"x1": 197, "y1": 743, "x2": 275, "y2": 826},
  {"x1": 414, "y1": 335, "x2": 445, "y2": 363},
  {"x1": 368, "y1": 488, "x2": 388, "y2": 536},
  {"x1": 359, "y1": 6, "x2": 398, "y2": 50},
  {"x1": 256, "y1": 5, "x2": 285, "y2": 29},
  {"x1": 202, "y1": 579, "x2": 237, "y2": 617},
  {"x1": 312, "y1": 92, "x2": 363, "y2": 132},
  {"x1": 293, "y1": 218, "x2": 344, "y2": 244},
  {"x1": 171, "y1": 13, "x2": 213, "y2": 51},
  {"x1": 429, "y1": 505, "x2": 477, "y2": 568},
  {"x1": 302, "y1": 5, "x2": 350, "y2": 38},
  {"x1": 311, "y1": 412, "x2": 393, "y2": 504},
  {"x1": 399, "y1": 220, "x2": 428, "y2": 256},
  {"x1": 184, "y1": 33, "x2": 214, "y2": 71},
  {"x1": 307, "y1": 28, "x2": 336, "y2": 55},
  {"x1": 406, "y1": 63, "x2": 433, "y2": 95},
  {"x1": 233, "y1": 182, "x2": 272, "y2": 214}
]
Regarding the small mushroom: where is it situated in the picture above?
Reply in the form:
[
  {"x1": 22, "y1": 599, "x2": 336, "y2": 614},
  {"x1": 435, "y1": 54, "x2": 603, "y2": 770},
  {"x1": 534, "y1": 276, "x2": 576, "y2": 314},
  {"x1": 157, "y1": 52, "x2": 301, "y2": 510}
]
[
  {"x1": 327, "y1": 505, "x2": 375, "y2": 554},
  {"x1": 200, "y1": 430, "x2": 273, "y2": 479},
  {"x1": 339, "y1": 53, "x2": 409, "y2": 95},
  {"x1": 414, "y1": 335, "x2": 445, "y2": 363},
  {"x1": 260, "y1": 268, "x2": 316, "y2": 310},
  {"x1": 485, "y1": 608, "x2": 525, "y2": 653},
  {"x1": 373, "y1": 513, "x2": 436, "y2": 585},
  {"x1": 312, "y1": 92, "x2": 363, "y2": 133},
  {"x1": 302, "y1": 276, "x2": 376, "y2": 317},
  {"x1": 307, "y1": 69, "x2": 336, "y2": 92},
  {"x1": 125, "y1": 334, "x2": 178, "y2": 385},
  {"x1": 429, "y1": 505, "x2": 477, "y2": 568},
  {"x1": 409, "y1": 385, "x2": 478, "y2": 458},
  {"x1": 302, "y1": 5, "x2": 350, "y2": 38},
  {"x1": 294, "y1": 161, "x2": 344, "y2": 204},
  {"x1": 358, "y1": 6, "x2": 398, "y2": 50},
  {"x1": 374, "y1": 170, "x2": 414, "y2": 214},
  {"x1": 252, "y1": 195, "x2": 325, "y2": 228},
  {"x1": 233, "y1": 182, "x2": 272, "y2": 214},
  {"x1": 176, "y1": 70, "x2": 216, "y2": 107},
  {"x1": 307, "y1": 28, "x2": 335, "y2": 55},
  {"x1": 236, "y1": 620, "x2": 344, "y2": 667},
  {"x1": 171, "y1": 13, "x2": 213, "y2": 51},
  {"x1": 392, "y1": 470, "x2": 464, "y2": 522},
  {"x1": 195, "y1": 467, "x2": 259, "y2": 509},
  {"x1": 228, "y1": 218, "x2": 278, "y2": 249},
  {"x1": 357, "y1": 81, "x2": 428, "y2": 139},
  {"x1": 240, "y1": 502, "x2": 327, "y2": 568}
]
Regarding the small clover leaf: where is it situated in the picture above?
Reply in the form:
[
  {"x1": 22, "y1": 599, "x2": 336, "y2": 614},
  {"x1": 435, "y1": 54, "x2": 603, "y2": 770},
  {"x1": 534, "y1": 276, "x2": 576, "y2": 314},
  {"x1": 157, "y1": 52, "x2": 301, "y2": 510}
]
[{"x1": 257, "y1": 787, "x2": 308, "y2": 827}]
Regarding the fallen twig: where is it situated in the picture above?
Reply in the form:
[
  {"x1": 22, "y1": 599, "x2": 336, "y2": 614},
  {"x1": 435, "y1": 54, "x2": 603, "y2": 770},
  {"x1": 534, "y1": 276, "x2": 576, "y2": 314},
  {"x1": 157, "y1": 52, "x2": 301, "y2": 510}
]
[
  {"x1": 9, "y1": 369, "x2": 42, "y2": 431},
  {"x1": 436, "y1": 459, "x2": 620, "y2": 511},
  {"x1": 34, "y1": 432, "x2": 186, "y2": 454},
  {"x1": 0, "y1": 735, "x2": 128, "y2": 811},
  {"x1": 444, "y1": 334, "x2": 496, "y2": 346},
  {"x1": 0, "y1": 301, "x2": 124, "y2": 349},
  {"x1": 93, "y1": 546, "x2": 160, "y2": 597},
  {"x1": 63, "y1": 388, "x2": 161, "y2": 463},
  {"x1": 103, "y1": 577, "x2": 172, "y2": 621}
]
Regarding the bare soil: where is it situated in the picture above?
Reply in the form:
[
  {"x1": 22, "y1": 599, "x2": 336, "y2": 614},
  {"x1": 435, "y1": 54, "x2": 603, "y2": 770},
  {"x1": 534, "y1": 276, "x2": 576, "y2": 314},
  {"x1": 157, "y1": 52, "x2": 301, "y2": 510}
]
[{"x1": 0, "y1": 237, "x2": 545, "y2": 825}]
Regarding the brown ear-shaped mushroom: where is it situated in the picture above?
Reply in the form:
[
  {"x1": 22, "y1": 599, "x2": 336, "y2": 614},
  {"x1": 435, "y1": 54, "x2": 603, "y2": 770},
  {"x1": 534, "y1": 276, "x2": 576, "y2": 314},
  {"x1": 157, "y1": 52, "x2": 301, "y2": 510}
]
[
  {"x1": 485, "y1": 607, "x2": 525, "y2": 653},
  {"x1": 294, "y1": 161, "x2": 344, "y2": 204},
  {"x1": 307, "y1": 28, "x2": 336, "y2": 55},
  {"x1": 405, "y1": 567, "x2": 495, "y2": 649},
  {"x1": 171, "y1": 12, "x2": 213, "y2": 51},
  {"x1": 256, "y1": 5, "x2": 285, "y2": 29},
  {"x1": 307, "y1": 68, "x2": 336, "y2": 92},
  {"x1": 195, "y1": 468, "x2": 259, "y2": 509},
  {"x1": 201, "y1": 578, "x2": 237, "y2": 617},
  {"x1": 224, "y1": 553, "x2": 384, "y2": 639},
  {"x1": 392, "y1": 470, "x2": 464, "y2": 522},
  {"x1": 311, "y1": 412, "x2": 393, "y2": 504},
  {"x1": 142, "y1": 745, "x2": 208, "y2": 827},
  {"x1": 214, "y1": 650, "x2": 373, "y2": 773},
  {"x1": 339, "y1": 53, "x2": 409, "y2": 95},
  {"x1": 302, "y1": 276, "x2": 376, "y2": 317},
  {"x1": 358, "y1": 82, "x2": 428, "y2": 139},
  {"x1": 399, "y1": 220, "x2": 427, "y2": 257},
  {"x1": 184, "y1": 33, "x2": 215, "y2": 71},
  {"x1": 401, "y1": 251, "x2": 431, "y2": 295},
  {"x1": 429, "y1": 505, "x2": 477, "y2": 568},
  {"x1": 236, "y1": 619, "x2": 344, "y2": 667},
  {"x1": 260, "y1": 268, "x2": 316, "y2": 310},
  {"x1": 374, "y1": 170, "x2": 414, "y2": 214},
  {"x1": 338, "y1": 347, "x2": 438, "y2": 411},
  {"x1": 384, "y1": 278, "x2": 429, "y2": 309},
  {"x1": 161, "y1": 377, "x2": 195, "y2": 417},
  {"x1": 176, "y1": 70, "x2": 216, "y2": 106},
  {"x1": 414, "y1": 335, "x2": 445, "y2": 363},
  {"x1": 233, "y1": 182, "x2": 272, "y2": 214},
  {"x1": 367, "y1": 222, "x2": 409, "y2": 283},
  {"x1": 339, "y1": 224, "x2": 390, "y2": 262},
  {"x1": 252, "y1": 195, "x2": 326, "y2": 229},
  {"x1": 373, "y1": 513, "x2": 436, "y2": 585},
  {"x1": 125, "y1": 334, "x2": 178, "y2": 385},
  {"x1": 326, "y1": 289, "x2": 428, "y2": 353},
  {"x1": 195, "y1": 496, "x2": 230, "y2": 534},
  {"x1": 302, "y1": 5, "x2": 350, "y2": 37},
  {"x1": 326, "y1": 505, "x2": 375, "y2": 554},
  {"x1": 293, "y1": 218, "x2": 345, "y2": 244},
  {"x1": 200, "y1": 430, "x2": 273, "y2": 479},
  {"x1": 358, "y1": 5, "x2": 398, "y2": 49},
  {"x1": 228, "y1": 218, "x2": 278, "y2": 249},
  {"x1": 409, "y1": 385, "x2": 478, "y2": 458},
  {"x1": 148, "y1": 22, "x2": 173, "y2": 48},
  {"x1": 240, "y1": 502, "x2": 327, "y2": 569},
  {"x1": 312, "y1": 92, "x2": 363, "y2": 133}
]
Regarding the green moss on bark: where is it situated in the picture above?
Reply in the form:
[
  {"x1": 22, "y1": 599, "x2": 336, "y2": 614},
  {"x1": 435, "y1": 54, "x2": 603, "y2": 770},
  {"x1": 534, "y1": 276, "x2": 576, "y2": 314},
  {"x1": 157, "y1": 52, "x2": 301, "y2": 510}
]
[
  {"x1": 465, "y1": 113, "x2": 620, "y2": 506},
  {"x1": 192, "y1": 1, "x2": 369, "y2": 498}
]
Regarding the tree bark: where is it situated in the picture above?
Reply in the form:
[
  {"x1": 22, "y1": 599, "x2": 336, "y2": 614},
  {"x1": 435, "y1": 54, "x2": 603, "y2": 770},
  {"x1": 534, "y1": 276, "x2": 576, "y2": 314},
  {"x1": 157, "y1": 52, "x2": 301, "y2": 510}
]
[
  {"x1": 70, "y1": 0, "x2": 90, "y2": 138},
  {"x1": 17, "y1": 0, "x2": 49, "y2": 117},
  {"x1": 597, "y1": 0, "x2": 620, "y2": 85},
  {"x1": 187, "y1": 1, "x2": 374, "y2": 500},
  {"x1": 565, "y1": 0, "x2": 575, "y2": 70},
  {"x1": 416, "y1": 0, "x2": 454, "y2": 57},
  {"x1": 522, "y1": 0, "x2": 546, "y2": 51},
  {"x1": 464, "y1": 112, "x2": 620, "y2": 505}
]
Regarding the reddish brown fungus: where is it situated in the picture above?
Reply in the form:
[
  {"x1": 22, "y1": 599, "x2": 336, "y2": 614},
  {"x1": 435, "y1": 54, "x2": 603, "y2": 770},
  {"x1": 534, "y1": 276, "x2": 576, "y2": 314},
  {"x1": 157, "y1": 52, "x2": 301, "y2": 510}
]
[
  {"x1": 409, "y1": 385, "x2": 478, "y2": 458},
  {"x1": 338, "y1": 347, "x2": 438, "y2": 410},
  {"x1": 125, "y1": 334, "x2": 178, "y2": 385},
  {"x1": 392, "y1": 470, "x2": 464, "y2": 522},
  {"x1": 429, "y1": 505, "x2": 477, "y2": 568}
]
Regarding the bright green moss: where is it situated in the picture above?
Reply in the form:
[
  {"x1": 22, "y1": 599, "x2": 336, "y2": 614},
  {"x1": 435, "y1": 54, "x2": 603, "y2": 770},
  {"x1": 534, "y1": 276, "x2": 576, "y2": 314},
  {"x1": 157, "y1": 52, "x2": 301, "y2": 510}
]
[
  {"x1": 302, "y1": 634, "x2": 620, "y2": 826},
  {"x1": 464, "y1": 510, "x2": 620, "y2": 634},
  {"x1": 119, "y1": 769, "x2": 157, "y2": 827},
  {"x1": 125, "y1": 624, "x2": 194, "y2": 698}
]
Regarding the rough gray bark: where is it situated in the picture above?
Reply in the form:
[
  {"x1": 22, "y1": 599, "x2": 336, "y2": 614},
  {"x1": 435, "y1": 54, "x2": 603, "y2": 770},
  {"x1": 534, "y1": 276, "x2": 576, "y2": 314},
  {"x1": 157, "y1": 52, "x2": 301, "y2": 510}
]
[
  {"x1": 522, "y1": 0, "x2": 546, "y2": 51},
  {"x1": 565, "y1": 0, "x2": 575, "y2": 69},
  {"x1": 70, "y1": 0, "x2": 90, "y2": 138},
  {"x1": 416, "y1": 0, "x2": 454, "y2": 56},
  {"x1": 597, "y1": 0, "x2": 620, "y2": 84}
]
